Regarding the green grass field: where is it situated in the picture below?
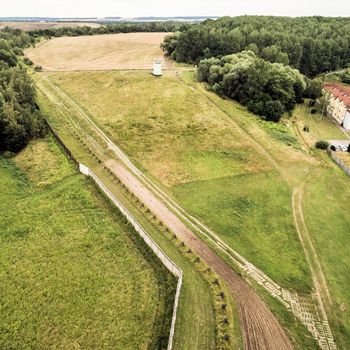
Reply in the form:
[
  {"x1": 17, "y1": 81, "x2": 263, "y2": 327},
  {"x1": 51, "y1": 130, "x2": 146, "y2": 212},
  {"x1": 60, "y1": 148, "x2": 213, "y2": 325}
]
[
  {"x1": 31, "y1": 63, "x2": 350, "y2": 349},
  {"x1": 44, "y1": 70, "x2": 312, "y2": 293},
  {"x1": 172, "y1": 171, "x2": 310, "y2": 290},
  {"x1": 0, "y1": 136, "x2": 176, "y2": 349},
  {"x1": 34, "y1": 66, "x2": 350, "y2": 347},
  {"x1": 293, "y1": 103, "x2": 347, "y2": 144}
]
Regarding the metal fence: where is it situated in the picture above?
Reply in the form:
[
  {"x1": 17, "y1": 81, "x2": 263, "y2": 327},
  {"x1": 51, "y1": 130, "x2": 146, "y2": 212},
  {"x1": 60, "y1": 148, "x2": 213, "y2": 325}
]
[
  {"x1": 328, "y1": 149, "x2": 350, "y2": 177},
  {"x1": 79, "y1": 164, "x2": 183, "y2": 350},
  {"x1": 44, "y1": 119, "x2": 79, "y2": 168}
]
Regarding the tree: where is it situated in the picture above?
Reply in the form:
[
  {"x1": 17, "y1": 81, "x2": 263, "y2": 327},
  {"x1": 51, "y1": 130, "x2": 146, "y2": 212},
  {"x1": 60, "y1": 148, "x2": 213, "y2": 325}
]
[
  {"x1": 161, "y1": 16, "x2": 350, "y2": 77},
  {"x1": 0, "y1": 29, "x2": 45, "y2": 153},
  {"x1": 198, "y1": 52, "x2": 306, "y2": 122},
  {"x1": 303, "y1": 78, "x2": 323, "y2": 99}
]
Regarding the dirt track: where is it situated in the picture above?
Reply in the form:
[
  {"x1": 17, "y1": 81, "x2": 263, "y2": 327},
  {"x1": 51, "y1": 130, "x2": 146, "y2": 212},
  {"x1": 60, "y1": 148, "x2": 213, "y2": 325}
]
[{"x1": 106, "y1": 159, "x2": 293, "y2": 350}]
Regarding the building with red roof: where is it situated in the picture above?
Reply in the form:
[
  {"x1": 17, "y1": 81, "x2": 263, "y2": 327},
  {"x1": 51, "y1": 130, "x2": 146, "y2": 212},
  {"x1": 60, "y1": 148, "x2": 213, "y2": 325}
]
[{"x1": 324, "y1": 83, "x2": 350, "y2": 129}]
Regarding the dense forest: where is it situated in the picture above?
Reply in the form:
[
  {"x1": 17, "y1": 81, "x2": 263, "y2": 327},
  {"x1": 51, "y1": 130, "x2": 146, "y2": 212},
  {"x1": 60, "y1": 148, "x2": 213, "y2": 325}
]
[
  {"x1": 198, "y1": 51, "x2": 307, "y2": 121},
  {"x1": 0, "y1": 28, "x2": 44, "y2": 153},
  {"x1": 162, "y1": 16, "x2": 350, "y2": 77},
  {"x1": 28, "y1": 21, "x2": 190, "y2": 39}
]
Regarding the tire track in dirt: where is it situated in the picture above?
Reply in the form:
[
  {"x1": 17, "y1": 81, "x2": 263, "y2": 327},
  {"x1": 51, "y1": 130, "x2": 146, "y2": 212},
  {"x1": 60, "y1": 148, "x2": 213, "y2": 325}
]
[
  {"x1": 292, "y1": 184, "x2": 333, "y2": 305},
  {"x1": 106, "y1": 160, "x2": 293, "y2": 350}
]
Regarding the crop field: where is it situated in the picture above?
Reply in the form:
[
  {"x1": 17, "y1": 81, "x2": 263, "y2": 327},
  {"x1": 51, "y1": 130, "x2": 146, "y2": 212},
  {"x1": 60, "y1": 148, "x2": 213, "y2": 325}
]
[
  {"x1": 0, "y1": 21, "x2": 100, "y2": 31},
  {"x1": 25, "y1": 33, "x2": 169, "y2": 71},
  {"x1": 43, "y1": 70, "x2": 313, "y2": 293},
  {"x1": 0, "y1": 136, "x2": 175, "y2": 349}
]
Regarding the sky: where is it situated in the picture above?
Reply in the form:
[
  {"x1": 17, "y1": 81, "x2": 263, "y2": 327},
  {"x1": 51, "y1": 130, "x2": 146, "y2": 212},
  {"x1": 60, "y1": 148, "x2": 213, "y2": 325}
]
[{"x1": 1, "y1": 0, "x2": 350, "y2": 18}]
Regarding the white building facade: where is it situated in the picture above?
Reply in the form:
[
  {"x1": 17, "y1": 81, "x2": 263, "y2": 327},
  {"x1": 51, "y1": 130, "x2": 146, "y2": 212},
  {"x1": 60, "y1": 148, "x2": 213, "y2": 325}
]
[{"x1": 324, "y1": 83, "x2": 350, "y2": 130}]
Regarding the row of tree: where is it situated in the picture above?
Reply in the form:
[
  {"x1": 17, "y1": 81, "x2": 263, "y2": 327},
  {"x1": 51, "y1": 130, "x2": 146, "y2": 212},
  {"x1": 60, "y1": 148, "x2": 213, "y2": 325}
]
[
  {"x1": 162, "y1": 16, "x2": 350, "y2": 77},
  {"x1": 0, "y1": 28, "x2": 44, "y2": 153},
  {"x1": 197, "y1": 51, "x2": 313, "y2": 122},
  {"x1": 28, "y1": 21, "x2": 190, "y2": 39}
]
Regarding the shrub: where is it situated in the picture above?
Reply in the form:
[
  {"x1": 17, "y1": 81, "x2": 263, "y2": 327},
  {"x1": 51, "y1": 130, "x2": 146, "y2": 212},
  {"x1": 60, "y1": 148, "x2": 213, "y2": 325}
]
[
  {"x1": 23, "y1": 57, "x2": 33, "y2": 66},
  {"x1": 197, "y1": 51, "x2": 306, "y2": 122},
  {"x1": 315, "y1": 140, "x2": 329, "y2": 149},
  {"x1": 34, "y1": 65, "x2": 43, "y2": 72}
]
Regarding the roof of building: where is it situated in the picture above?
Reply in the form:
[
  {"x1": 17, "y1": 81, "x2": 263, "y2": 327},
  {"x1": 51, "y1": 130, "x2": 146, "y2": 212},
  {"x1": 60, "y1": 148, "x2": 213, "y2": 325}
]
[{"x1": 324, "y1": 83, "x2": 350, "y2": 110}]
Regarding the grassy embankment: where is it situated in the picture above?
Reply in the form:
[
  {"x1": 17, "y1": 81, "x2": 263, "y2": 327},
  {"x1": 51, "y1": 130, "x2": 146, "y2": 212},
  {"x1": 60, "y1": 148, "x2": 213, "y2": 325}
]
[{"x1": 0, "y1": 136, "x2": 176, "y2": 349}]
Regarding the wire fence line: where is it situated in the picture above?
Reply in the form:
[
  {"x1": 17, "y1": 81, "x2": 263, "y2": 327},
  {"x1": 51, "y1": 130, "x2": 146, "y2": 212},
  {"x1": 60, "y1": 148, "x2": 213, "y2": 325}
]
[
  {"x1": 44, "y1": 119, "x2": 79, "y2": 168},
  {"x1": 328, "y1": 149, "x2": 350, "y2": 177},
  {"x1": 79, "y1": 164, "x2": 183, "y2": 350},
  {"x1": 45, "y1": 119, "x2": 182, "y2": 350}
]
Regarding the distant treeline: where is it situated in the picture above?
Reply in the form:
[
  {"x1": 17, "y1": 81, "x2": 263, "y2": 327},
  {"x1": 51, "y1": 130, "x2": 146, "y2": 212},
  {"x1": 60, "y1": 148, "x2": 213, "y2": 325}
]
[
  {"x1": 28, "y1": 21, "x2": 191, "y2": 38},
  {"x1": 0, "y1": 27, "x2": 44, "y2": 153},
  {"x1": 162, "y1": 16, "x2": 350, "y2": 77}
]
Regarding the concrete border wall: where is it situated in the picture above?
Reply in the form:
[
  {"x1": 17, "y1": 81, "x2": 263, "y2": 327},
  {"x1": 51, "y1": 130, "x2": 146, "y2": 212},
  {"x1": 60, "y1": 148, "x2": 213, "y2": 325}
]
[
  {"x1": 328, "y1": 149, "x2": 350, "y2": 177},
  {"x1": 80, "y1": 164, "x2": 182, "y2": 350}
]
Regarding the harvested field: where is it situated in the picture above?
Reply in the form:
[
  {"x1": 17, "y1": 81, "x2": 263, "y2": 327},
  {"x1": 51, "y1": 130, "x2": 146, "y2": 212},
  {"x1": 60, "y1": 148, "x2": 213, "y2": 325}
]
[
  {"x1": 25, "y1": 33, "x2": 168, "y2": 71},
  {"x1": 0, "y1": 21, "x2": 100, "y2": 31}
]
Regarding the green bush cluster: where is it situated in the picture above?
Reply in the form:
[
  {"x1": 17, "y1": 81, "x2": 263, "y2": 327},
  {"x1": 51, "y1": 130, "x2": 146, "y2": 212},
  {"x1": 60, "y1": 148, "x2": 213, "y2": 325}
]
[
  {"x1": 315, "y1": 140, "x2": 329, "y2": 149},
  {"x1": 197, "y1": 51, "x2": 306, "y2": 121}
]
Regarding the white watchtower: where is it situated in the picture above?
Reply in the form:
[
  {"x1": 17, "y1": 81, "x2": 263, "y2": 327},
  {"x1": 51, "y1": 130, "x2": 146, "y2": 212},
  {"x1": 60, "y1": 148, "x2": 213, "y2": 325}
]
[{"x1": 153, "y1": 59, "x2": 162, "y2": 76}]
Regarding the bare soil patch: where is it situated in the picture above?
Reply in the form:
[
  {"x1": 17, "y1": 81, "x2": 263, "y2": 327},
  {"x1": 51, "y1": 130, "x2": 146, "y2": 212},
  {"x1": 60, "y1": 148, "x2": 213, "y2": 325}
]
[{"x1": 25, "y1": 33, "x2": 168, "y2": 71}]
